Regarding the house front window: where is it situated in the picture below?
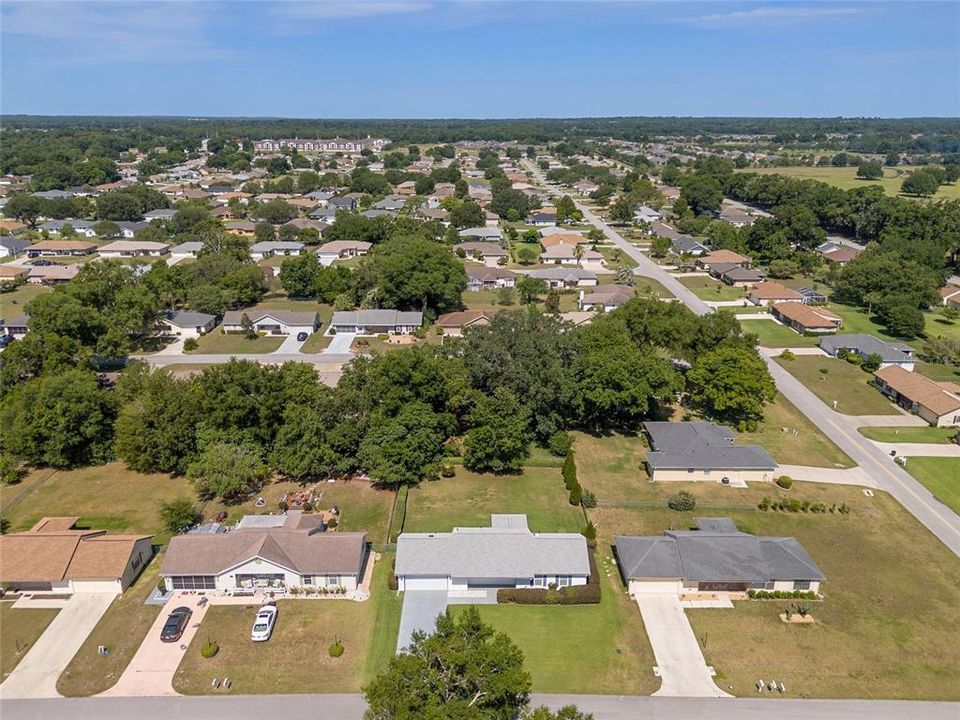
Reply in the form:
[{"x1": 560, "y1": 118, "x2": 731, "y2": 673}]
[
  {"x1": 533, "y1": 576, "x2": 547, "y2": 588},
  {"x1": 557, "y1": 576, "x2": 571, "y2": 588},
  {"x1": 794, "y1": 580, "x2": 812, "y2": 590},
  {"x1": 171, "y1": 575, "x2": 216, "y2": 590}
]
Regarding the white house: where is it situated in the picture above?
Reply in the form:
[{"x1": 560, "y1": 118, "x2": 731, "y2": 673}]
[
  {"x1": 0, "y1": 517, "x2": 153, "y2": 595},
  {"x1": 316, "y1": 240, "x2": 372, "y2": 267},
  {"x1": 527, "y1": 267, "x2": 598, "y2": 289},
  {"x1": 329, "y1": 309, "x2": 423, "y2": 335},
  {"x1": 458, "y1": 227, "x2": 503, "y2": 243},
  {"x1": 0, "y1": 237, "x2": 30, "y2": 258},
  {"x1": 615, "y1": 518, "x2": 824, "y2": 596},
  {"x1": 169, "y1": 241, "x2": 204, "y2": 262},
  {"x1": 249, "y1": 241, "x2": 304, "y2": 261},
  {"x1": 466, "y1": 266, "x2": 516, "y2": 291},
  {"x1": 98, "y1": 240, "x2": 170, "y2": 258},
  {"x1": 159, "y1": 310, "x2": 217, "y2": 338},
  {"x1": 160, "y1": 512, "x2": 367, "y2": 593},
  {"x1": 395, "y1": 514, "x2": 590, "y2": 593},
  {"x1": 634, "y1": 206, "x2": 662, "y2": 223},
  {"x1": 38, "y1": 219, "x2": 98, "y2": 237},
  {"x1": 221, "y1": 309, "x2": 319, "y2": 336},
  {"x1": 643, "y1": 422, "x2": 778, "y2": 483}
]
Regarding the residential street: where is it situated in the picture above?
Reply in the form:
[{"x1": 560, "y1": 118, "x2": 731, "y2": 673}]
[
  {"x1": 523, "y1": 161, "x2": 960, "y2": 557},
  {"x1": 133, "y1": 352, "x2": 354, "y2": 367},
  {"x1": 2, "y1": 694, "x2": 957, "y2": 720}
]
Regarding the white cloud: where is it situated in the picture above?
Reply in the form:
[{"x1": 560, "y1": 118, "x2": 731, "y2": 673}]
[
  {"x1": 667, "y1": 5, "x2": 863, "y2": 28},
  {"x1": 268, "y1": 1, "x2": 431, "y2": 21},
  {"x1": 1, "y1": 1, "x2": 232, "y2": 64}
]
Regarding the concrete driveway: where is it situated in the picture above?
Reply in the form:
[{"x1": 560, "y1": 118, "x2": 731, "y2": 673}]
[
  {"x1": 100, "y1": 595, "x2": 210, "y2": 697},
  {"x1": 396, "y1": 590, "x2": 447, "y2": 654},
  {"x1": 324, "y1": 332, "x2": 356, "y2": 355},
  {"x1": 635, "y1": 594, "x2": 731, "y2": 698},
  {"x1": 0, "y1": 593, "x2": 116, "y2": 699},
  {"x1": 274, "y1": 333, "x2": 307, "y2": 354}
]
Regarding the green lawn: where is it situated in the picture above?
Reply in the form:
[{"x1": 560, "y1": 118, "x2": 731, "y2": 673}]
[
  {"x1": 0, "y1": 604, "x2": 59, "y2": 682},
  {"x1": 57, "y1": 559, "x2": 163, "y2": 696},
  {"x1": 592, "y1": 483, "x2": 960, "y2": 699},
  {"x1": 571, "y1": 431, "x2": 650, "y2": 505},
  {"x1": 904, "y1": 457, "x2": 960, "y2": 516},
  {"x1": 299, "y1": 332, "x2": 332, "y2": 353},
  {"x1": 916, "y1": 362, "x2": 960, "y2": 383},
  {"x1": 362, "y1": 555, "x2": 404, "y2": 684},
  {"x1": 739, "y1": 318, "x2": 821, "y2": 347},
  {"x1": 0, "y1": 283, "x2": 49, "y2": 321},
  {"x1": 737, "y1": 393, "x2": 855, "y2": 468},
  {"x1": 633, "y1": 276, "x2": 673, "y2": 299},
  {"x1": 678, "y1": 276, "x2": 745, "y2": 302},
  {"x1": 455, "y1": 564, "x2": 660, "y2": 695},
  {"x1": 741, "y1": 165, "x2": 960, "y2": 201},
  {"x1": 595, "y1": 245, "x2": 638, "y2": 270},
  {"x1": 403, "y1": 464, "x2": 585, "y2": 534},
  {"x1": 188, "y1": 332, "x2": 284, "y2": 354},
  {"x1": 858, "y1": 427, "x2": 958, "y2": 444},
  {"x1": 775, "y1": 355, "x2": 900, "y2": 415}
]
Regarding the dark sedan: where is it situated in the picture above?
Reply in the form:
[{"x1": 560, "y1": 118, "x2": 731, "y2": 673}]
[{"x1": 160, "y1": 606, "x2": 193, "y2": 643}]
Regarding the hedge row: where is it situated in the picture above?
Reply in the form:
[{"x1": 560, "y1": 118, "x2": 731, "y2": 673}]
[
  {"x1": 562, "y1": 450, "x2": 581, "y2": 506},
  {"x1": 747, "y1": 589, "x2": 818, "y2": 600},
  {"x1": 497, "y1": 549, "x2": 601, "y2": 605}
]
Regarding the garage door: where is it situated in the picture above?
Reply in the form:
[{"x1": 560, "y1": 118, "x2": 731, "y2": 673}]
[
  {"x1": 402, "y1": 577, "x2": 447, "y2": 591},
  {"x1": 630, "y1": 580, "x2": 682, "y2": 595}
]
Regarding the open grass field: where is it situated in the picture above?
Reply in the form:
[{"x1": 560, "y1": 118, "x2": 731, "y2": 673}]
[
  {"x1": 678, "y1": 275, "x2": 745, "y2": 302},
  {"x1": 915, "y1": 361, "x2": 960, "y2": 383},
  {"x1": 737, "y1": 393, "x2": 855, "y2": 468},
  {"x1": 595, "y1": 245, "x2": 638, "y2": 270},
  {"x1": 57, "y1": 559, "x2": 163, "y2": 696},
  {"x1": 858, "y1": 426, "x2": 958, "y2": 444},
  {"x1": 0, "y1": 283, "x2": 49, "y2": 321},
  {"x1": 0, "y1": 604, "x2": 59, "y2": 682},
  {"x1": 188, "y1": 332, "x2": 284, "y2": 354},
  {"x1": 740, "y1": 165, "x2": 960, "y2": 201},
  {"x1": 633, "y1": 276, "x2": 673, "y2": 299},
  {"x1": 590, "y1": 482, "x2": 960, "y2": 699},
  {"x1": 903, "y1": 457, "x2": 960, "y2": 516},
  {"x1": 403, "y1": 464, "x2": 585, "y2": 534},
  {"x1": 775, "y1": 355, "x2": 899, "y2": 416},
  {"x1": 739, "y1": 318, "x2": 820, "y2": 347},
  {"x1": 571, "y1": 431, "x2": 650, "y2": 505},
  {"x1": 456, "y1": 562, "x2": 660, "y2": 695},
  {"x1": 174, "y1": 558, "x2": 400, "y2": 694}
]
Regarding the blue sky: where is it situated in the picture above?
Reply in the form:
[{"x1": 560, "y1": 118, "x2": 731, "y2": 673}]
[{"x1": 2, "y1": 1, "x2": 958, "y2": 118}]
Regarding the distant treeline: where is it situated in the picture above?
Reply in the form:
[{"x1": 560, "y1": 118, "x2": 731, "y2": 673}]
[{"x1": 2, "y1": 116, "x2": 960, "y2": 153}]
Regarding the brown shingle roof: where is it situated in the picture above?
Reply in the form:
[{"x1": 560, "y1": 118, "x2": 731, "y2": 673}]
[
  {"x1": 772, "y1": 302, "x2": 842, "y2": 330},
  {"x1": 874, "y1": 365, "x2": 960, "y2": 417},
  {"x1": 436, "y1": 310, "x2": 496, "y2": 328},
  {"x1": 700, "y1": 249, "x2": 751, "y2": 265},
  {"x1": 748, "y1": 281, "x2": 803, "y2": 301},
  {"x1": 29, "y1": 240, "x2": 96, "y2": 251}
]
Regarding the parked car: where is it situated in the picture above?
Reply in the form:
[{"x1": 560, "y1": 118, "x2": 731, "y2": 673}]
[
  {"x1": 251, "y1": 603, "x2": 277, "y2": 642},
  {"x1": 0, "y1": 335, "x2": 12, "y2": 349},
  {"x1": 296, "y1": 331, "x2": 308, "y2": 342},
  {"x1": 27, "y1": 259, "x2": 56, "y2": 266},
  {"x1": 160, "y1": 606, "x2": 193, "y2": 642}
]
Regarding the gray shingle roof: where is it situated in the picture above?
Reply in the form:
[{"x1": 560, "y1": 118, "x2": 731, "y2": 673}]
[
  {"x1": 818, "y1": 334, "x2": 914, "y2": 363},
  {"x1": 330, "y1": 309, "x2": 423, "y2": 327},
  {"x1": 644, "y1": 421, "x2": 776, "y2": 472},
  {"x1": 615, "y1": 521, "x2": 824, "y2": 583},
  {"x1": 164, "y1": 310, "x2": 216, "y2": 328},
  {"x1": 528, "y1": 267, "x2": 597, "y2": 281},
  {"x1": 397, "y1": 515, "x2": 589, "y2": 579}
]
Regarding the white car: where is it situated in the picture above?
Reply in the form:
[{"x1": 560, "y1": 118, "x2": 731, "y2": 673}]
[{"x1": 250, "y1": 604, "x2": 277, "y2": 642}]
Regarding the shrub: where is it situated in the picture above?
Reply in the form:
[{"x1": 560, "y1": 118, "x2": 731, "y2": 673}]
[
  {"x1": 183, "y1": 337, "x2": 199, "y2": 351},
  {"x1": 838, "y1": 503, "x2": 852, "y2": 514},
  {"x1": 776, "y1": 475, "x2": 793, "y2": 489},
  {"x1": 747, "y1": 589, "x2": 817, "y2": 600},
  {"x1": 328, "y1": 641, "x2": 345, "y2": 658},
  {"x1": 758, "y1": 496, "x2": 771, "y2": 511},
  {"x1": 440, "y1": 464, "x2": 455, "y2": 478},
  {"x1": 200, "y1": 641, "x2": 219, "y2": 658},
  {"x1": 845, "y1": 353, "x2": 862, "y2": 366},
  {"x1": 779, "y1": 349, "x2": 795, "y2": 361},
  {"x1": 561, "y1": 451, "x2": 578, "y2": 490},
  {"x1": 497, "y1": 551, "x2": 601, "y2": 605},
  {"x1": 668, "y1": 490, "x2": 696, "y2": 511},
  {"x1": 581, "y1": 521, "x2": 597, "y2": 541},
  {"x1": 157, "y1": 578, "x2": 168, "y2": 593},
  {"x1": 327, "y1": 516, "x2": 338, "y2": 529},
  {"x1": 568, "y1": 486, "x2": 582, "y2": 506},
  {"x1": 580, "y1": 489, "x2": 597, "y2": 508},
  {"x1": 548, "y1": 431, "x2": 573, "y2": 457},
  {"x1": 302, "y1": 500, "x2": 314, "y2": 512}
]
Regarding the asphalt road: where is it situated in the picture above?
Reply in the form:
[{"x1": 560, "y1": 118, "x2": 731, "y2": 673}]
[
  {"x1": 134, "y1": 352, "x2": 354, "y2": 367},
  {"x1": 525, "y1": 161, "x2": 960, "y2": 556},
  {"x1": 2, "y1": 694, "x2": 957, "y2": 720}
]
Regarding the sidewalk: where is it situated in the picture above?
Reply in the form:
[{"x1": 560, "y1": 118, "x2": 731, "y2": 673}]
[{"x1": 869, "y1": 442, "x2": 960, "y2": 458}]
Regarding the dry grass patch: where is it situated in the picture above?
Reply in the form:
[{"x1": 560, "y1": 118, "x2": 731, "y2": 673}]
[
  {"x1": 775, "y1": 356, "x2": 899, "y2": 416},
  {"x1": 571, "y1": 431, "x2": 649, "y2": 505}
]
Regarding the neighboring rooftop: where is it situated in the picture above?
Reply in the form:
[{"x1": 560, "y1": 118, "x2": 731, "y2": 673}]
[{"x1": 643, "y1": 421, "x2": 777, "y2": 471}]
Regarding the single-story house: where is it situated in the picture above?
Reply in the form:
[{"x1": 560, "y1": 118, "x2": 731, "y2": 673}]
[
  {"x1": 0, "y1": 266, "x2": 29, "y2": 289},
  {"x1": 643, "y1": 421, "x2": 778, "y2": 483},
  {"x1": 940, "y1": 286, "x2": 960, "y2": 309},
  {"x1": 527, "y1": 267, "x2": 598, "y2": 289},
  {"x1": 455, "y1": 241, "x2": 507, "y2": 262},
  {"x1": 615, "y1": 518, "x2": 824, "y2": 595},
  {"x1": 649, "y1": 221, "x2": 683, "y2": 240},
  {"x1": 159, "y1": 310, "x2": 217, "y2": 338},
  {"x1": 709, "y1": 262, "x2": 764, "y2": 287},
  {"x1": 27, "y1": 240, "x2": 96, "y2": 257},
  {"x1": 697, "y1": 250, "x2": 752, "y2": 269},
  {"x1": 578, "y1": 285, "x2": 635, "y2": 311},
  {"x1": 573, "y1": 180, "x2": 599, "y2": 196},
  {"x1": 169, "y1": 241, "x2": 204, "y2": 261},
  {"x1": 821, "y1": 247, "x2": 860, "y2": 266},
  {"x1": 221, "y1": 309, "x2": 319, "y2": 336},
  {"x1": 540, "y1": 232, "x2": 590, "y2": 247},
  {"x1": 329, "y1": 309, "x2": 423, "y2": 335},
  {"x1": 819, "y1": 333, "x2": 916, "y2": 371},
  {"x1": 38, "y1": 219, "x2": 98, "y2": 237},
  {"x1": 539, "y1": 243, "x2": 604, "y2": 267},
  {"x1": 747, "y1": 281, "x2": 804, "y2": 306},
  {"x1": 458, "y1": 227, "x2": 503, "y2": 242},
  {"x1": 28, "y1": 265, "x2": 79, "y2": 284},
  {"x1": 328, "y1": 196, "x2": 358, "y2": 211},
  {"x1": 98, "y1": 240, "x2": 170, "y2": 258},
  {"x1": 527, "y1": 212, "x2": 557, "y2": 226},
  {"x1": 395, "y1": 514, "x2": 590, "y2": 592},
  {"x1": 559, "y1": 311, "x2": 596, "y2": 326},
  {"x1": 671, "y1": 236, "x2": 709, "y2": 256},
  {"x1": 160, "y1": 511, "x2": 367, "y2": 593},
  {"x1": 719, "y1": 206, "x2": 757, "y2": 227},
  {"x1": 436, "y1": 309, "x2": 496, "y2": 337},
  {"x1": 316, "y1": 240, "x2": 371, "y2": 266},
  {"x1": 771, "y1": 302, "x2": 843, "y2": 335},
  {"x1": 144, "y1": 208, "x2": 177, "y2": 222},
  {"x1": 224, "y1": 220, "x2": 257, "y2": 237},
  {"x1": 0, "y1": 516, "x2": 153, "y2": 595},
  {"x1": 466, "y1": 266, "x2": 517, "y2": 291},
  {"x1": 2, "y1": 313, "x2": 29, "y2": 339},
  {"x1": 634, "y1": 205, "x2": 662, "y2": 223},
  {"x1": 372, "y1": 195, "x2": 407, "y2": 211},
  {"x1": 361, "y1": 209, "x2": 397, "y2": 220},
  {"x1": 0, "y1": 236, "x2": 30, "y2": 258},
  {"x1": 116, "y1": 221, "x2": 149, "y2": 238},
  {"x1": 873, "y1": 365, "x2": 960, "y2": 427},
  {"x1": 249, "y1": 241, "x2": 304, "y2": 261}
]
